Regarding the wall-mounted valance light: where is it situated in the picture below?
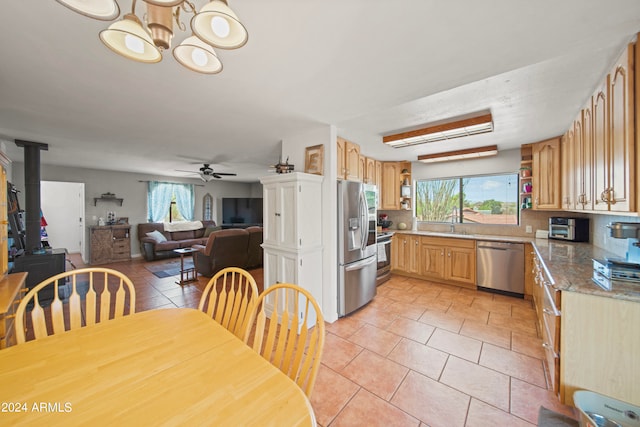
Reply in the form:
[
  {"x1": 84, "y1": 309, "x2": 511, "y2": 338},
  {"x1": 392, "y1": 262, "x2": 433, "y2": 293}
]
[
  {"x1": 55, "y1": 0, "x2": 247, "y2": 74},
  {"x1": 417, "y1": 144, "x2": 498, "y2": 164},
  {"x1": 383, "y1": 113, "x2": 493, "y2": 148}
]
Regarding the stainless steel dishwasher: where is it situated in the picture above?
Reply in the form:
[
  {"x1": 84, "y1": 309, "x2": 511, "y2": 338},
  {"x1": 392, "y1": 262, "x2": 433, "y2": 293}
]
[{"x1": 476, "y1": 241, "x2": 525, "y2": 297}]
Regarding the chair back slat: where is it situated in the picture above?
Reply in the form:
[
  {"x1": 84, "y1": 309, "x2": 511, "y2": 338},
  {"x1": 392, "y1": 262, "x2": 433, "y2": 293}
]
[
  {"x1": 68, "y1": 285, "x2": 82, "y2": 330},
  {"x1": 85, "y1": 276, "x2": 97, "y2": 327},
  {"x1": 198, "y1": 267, "x2": 259, "y2": 339},
  {"x1": 49, "y1": 295, "x2": 65, "y2": 336},
  {"x1": 114, "y1": 279, "x2": 126, "y2": 318},
  {"x1": 244, "y1": 283, "x2": 325, "y2": 398},
  {"x1": 29, "y1": 296, "x2": 48, "y2": 341},
  {"x1": 99, "y1": 272, "x2": 111, "y2": 323},
  {"x1": 15, "y1": 268, "x2": 136, "y2": 344}
]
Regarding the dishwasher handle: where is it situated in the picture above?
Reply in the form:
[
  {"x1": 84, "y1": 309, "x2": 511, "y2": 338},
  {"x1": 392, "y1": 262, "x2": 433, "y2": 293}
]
[{"x1": 477, "y1": 241, "x2": 524, "y2": 251}]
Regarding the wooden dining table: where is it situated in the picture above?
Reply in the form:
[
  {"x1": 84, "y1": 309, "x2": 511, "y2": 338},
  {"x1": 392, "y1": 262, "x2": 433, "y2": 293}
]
[{"x1": 0, "y1": 308, "x2": 316, "y2": 426}]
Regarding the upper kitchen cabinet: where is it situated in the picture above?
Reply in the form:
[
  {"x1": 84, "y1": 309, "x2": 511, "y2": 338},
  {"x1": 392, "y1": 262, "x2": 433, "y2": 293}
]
[
  {"x1": 358, "y1": 155, "x2": 366, "y2": 183},
  {"x1": 532, "y1": 137, "x2": 562, "y2": 210},
  {"x1": 380, "y1": 161, "x2": 411, "y2": 210},
  {"x1": 364, "y1": 157, "x2": 375, "y2": 184},
  {"x1": 561, "y1": 130, "x2": 574, "y2": 210},
  {"x1": 336, "y1": 137, "x2": 361, "y2": 181},
  {"x1": 346, "y1": 139, "x2": 361, "y2": 181},
  {"x1": 592, "y1": 43, "x2": 635, "y2": 212},
  {"x1": 606, "y1": 43, "x2": 635, "y2": 212}
]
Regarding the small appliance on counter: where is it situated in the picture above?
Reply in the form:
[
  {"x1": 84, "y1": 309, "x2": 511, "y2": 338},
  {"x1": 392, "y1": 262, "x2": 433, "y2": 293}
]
[
  {"x1": 548, "y1": 217, "x2": 589, "y2": 242},
  {"x1": 378, "y1": 214, "x2": 393, "y2": 230},
  {"x1": 592, "y1": 222, "x2": 640, "y2": 290}
]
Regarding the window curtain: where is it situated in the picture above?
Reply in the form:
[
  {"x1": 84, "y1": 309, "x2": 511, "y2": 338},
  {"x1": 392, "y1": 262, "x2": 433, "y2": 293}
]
[
  {"x1": 147, "y1": 182, "x2": 173, "y2": 222},
  {"x1": 174, "y1": 183, "x2": 194, "y2": 221},
  {"x1": 147, "y1": 181, "x2": 195, "y2": 222}
]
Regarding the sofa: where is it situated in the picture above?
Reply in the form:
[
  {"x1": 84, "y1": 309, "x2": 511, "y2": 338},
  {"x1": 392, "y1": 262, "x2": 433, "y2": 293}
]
[
  {"x1": 192, "y1": 226, "x2": 263, "y2": 277},
  {"x1": 138, "y1": 220, "x2": 217, "y2": 261}
]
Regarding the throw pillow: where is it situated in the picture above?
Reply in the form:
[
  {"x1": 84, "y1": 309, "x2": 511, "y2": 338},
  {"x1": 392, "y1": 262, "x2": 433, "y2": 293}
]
[
  {"x1": 146, "y1": 230, "x2": 167, "y2": 243},
  {"x1": 204, "y1": 225, "x2": 222, "y2": 237}
]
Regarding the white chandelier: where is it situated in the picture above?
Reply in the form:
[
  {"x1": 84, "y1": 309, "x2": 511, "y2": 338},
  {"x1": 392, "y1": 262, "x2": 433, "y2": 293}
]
[{"x1": 54, "y1": 0, "x2": 248, "y2": 74}]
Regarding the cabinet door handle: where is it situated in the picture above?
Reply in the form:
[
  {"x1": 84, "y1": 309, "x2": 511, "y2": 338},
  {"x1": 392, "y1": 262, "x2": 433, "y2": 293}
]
[
  {"x1": 608, "y1": 188, "x2": 616, "y2": 205},
  {"x1": 534, "y1": 197, "x2": 539, "y2": 207}
]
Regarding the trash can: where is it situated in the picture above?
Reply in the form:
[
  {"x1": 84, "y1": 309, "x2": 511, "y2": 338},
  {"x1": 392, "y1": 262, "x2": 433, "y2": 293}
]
[{"x1": 574, "y1": 390, "x2": 640, "y2": 427}]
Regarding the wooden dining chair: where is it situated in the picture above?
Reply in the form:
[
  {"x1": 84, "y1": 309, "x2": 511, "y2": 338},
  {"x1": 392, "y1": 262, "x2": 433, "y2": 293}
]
[
  {"x1": 197, "y1": 267, "x2": 259, "y2": 339},
  {"x1": 15, "y1": 267, "x2": 136, "y2": 344},
  {"x1": 243, "y1": 283, "x2": 325, "y2": 398}
]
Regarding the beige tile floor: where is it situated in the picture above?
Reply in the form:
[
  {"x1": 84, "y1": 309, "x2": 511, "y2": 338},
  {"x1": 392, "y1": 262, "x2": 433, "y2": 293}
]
[
  {"x1": 69, "y1": 255, "x2": 578, "y2": 426},
  {"x1": 310, "y1": 275, "x2": 579, "y2": 427}
]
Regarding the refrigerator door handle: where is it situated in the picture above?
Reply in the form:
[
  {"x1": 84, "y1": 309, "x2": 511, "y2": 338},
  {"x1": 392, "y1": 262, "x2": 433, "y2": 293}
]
[
  {"x1": 345, "y1": 255, "x2": 376, "y2": 272},
  {"x1": 359, "y1": 190, "x2": 368, "y2": 251}
]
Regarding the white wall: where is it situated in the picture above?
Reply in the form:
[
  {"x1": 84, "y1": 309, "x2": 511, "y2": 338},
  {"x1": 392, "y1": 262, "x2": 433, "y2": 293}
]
[{"x1": 9, "y1": 162, "x2": 258, "y2": 260}]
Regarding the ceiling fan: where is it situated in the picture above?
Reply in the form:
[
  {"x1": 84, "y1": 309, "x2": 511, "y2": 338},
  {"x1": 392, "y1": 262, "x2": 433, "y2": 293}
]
[{"x1": 177, "y1": 164, "x2": 237, "y2": 182}]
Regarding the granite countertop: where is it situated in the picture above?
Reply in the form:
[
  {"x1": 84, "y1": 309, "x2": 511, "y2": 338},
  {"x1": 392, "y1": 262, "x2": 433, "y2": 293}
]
[
  {"x1": 394, "y1": 230, "x2": 640, "y2": 303},
  {"x1": 531, "y1": 239, "x2": 640, "y2": 303}
]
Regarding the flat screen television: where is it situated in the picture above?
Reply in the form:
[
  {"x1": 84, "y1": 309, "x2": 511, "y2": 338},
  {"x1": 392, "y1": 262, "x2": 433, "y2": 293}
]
[{"x1": 221, "y1": 198, "x2": 263, "y2": 226}]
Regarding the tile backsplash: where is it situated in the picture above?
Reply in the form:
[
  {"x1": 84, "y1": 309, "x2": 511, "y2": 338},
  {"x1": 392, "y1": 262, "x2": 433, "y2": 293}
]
[{"x1": 378, "y1": 209, "x2": 639, "y2": 259}]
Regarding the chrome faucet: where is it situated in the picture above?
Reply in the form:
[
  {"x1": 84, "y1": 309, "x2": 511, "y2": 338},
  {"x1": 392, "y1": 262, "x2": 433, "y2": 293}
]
[{"x1": 450, "y1": 206, "x2": 458, "y2": 232}]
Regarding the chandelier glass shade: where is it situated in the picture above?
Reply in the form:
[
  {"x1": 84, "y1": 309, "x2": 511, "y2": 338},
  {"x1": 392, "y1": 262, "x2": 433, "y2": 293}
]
[
  {"x1": 99, "y1": 14, "x2": 162, "y2": 63},
  {"x1": 54, "y1": 0, "x2": 120, "y2": 20},
  {"x1": 54, "y1": 0, "x2": 247, "y2": 73}
]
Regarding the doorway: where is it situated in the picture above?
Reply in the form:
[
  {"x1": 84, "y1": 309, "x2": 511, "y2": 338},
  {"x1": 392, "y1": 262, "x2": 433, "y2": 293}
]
[{"x1": 41, "y1": 181, "x2": 85, "y2": 262}]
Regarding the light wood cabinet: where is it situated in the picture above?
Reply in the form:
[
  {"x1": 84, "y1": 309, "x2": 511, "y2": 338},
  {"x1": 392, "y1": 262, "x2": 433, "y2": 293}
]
[
  {"x1": 380, "y1": 161, "x2": 411, "y2": 210},
  {"x1": 0, "y1": 272, "x2": 27, "y2": 349},
  {"x1": 392, "y1": 234, "x2": 475, "y2": 288},
  {"x1": 593, "y1": 80, "x2": 609, "y2": 211},
  {"x1": 345, "y1": 140, "x2": 361, "y2": 181},
  {"x1": 532, "y1": 137, "x2": 562, "y2": 210},
  {"x1": 336, "y1": 137, "x2": 346, "y2": 180},
  {"x1": 561, "y1": 131, "x2": 574, "y2": 210},
  {"x1": 561, "y1": 291, "x2": 640, "y2": 407},
  {"x1": 0, "y1": 153, "x2": 8, "y2": 279},
  {"x1": 532, "y1": 252, "x2": 561, "y2": 398},
  {"x1": 381, "y1": 162, "x2": 402, "y2": 210},
  {"x1": 358, "y1": 155, "x2": 366, "y2": 182},
  {"x1": 419, "y1": 241, "x2": 446, "y2": 279},
  {"x1": 607, "y1": 43, "x2": 635, "y2": 212},
  {"x1": 364, "y1": 157, "x2": 375, "y2": 184},
  {"x1": 89, "y1": 225, "x2": 131, "y2": 265},
  {"x1": 574, "y1": 42, "x2": 635, "y2": 213},
  {"x1": 336, "y1": 137, "x2": 362, "y2": 181},
  {"x1": 576, "y1": 105, "x2": 594, "y2": 210},
  {"x1": 391, "y1": 234, "x2": 420, "y2": 274}
]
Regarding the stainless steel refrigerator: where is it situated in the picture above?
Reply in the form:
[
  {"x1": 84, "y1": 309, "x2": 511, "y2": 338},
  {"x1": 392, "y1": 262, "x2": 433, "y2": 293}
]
[{"x1": 338, "y1": 180, "x2": 378, "y2": 317}]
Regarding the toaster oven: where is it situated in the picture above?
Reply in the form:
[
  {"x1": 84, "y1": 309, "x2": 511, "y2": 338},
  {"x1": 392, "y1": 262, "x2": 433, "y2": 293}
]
[{"x1": 548, "y1": 217, "x2": 589, "y2": 242}]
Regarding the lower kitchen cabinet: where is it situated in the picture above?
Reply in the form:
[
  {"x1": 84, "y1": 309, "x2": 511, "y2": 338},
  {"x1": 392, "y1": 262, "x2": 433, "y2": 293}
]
[
  {"x1": 391, "y1": 234, "x2": 420, "y2": 274},
  {"x1": 561, "y1": 291, "x2": 640, "y2": 407},
  {"x1": 532, "y1": 251, "x2": 561, "y2": 399},
  {"x1": 392, "y1": 234, "x2": 476, "y2": 289}
]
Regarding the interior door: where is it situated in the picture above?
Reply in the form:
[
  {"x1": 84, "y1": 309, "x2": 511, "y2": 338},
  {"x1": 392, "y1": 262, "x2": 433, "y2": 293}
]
[{"x1": 41, "y1": 181, "x2": 85, "y2": 259}]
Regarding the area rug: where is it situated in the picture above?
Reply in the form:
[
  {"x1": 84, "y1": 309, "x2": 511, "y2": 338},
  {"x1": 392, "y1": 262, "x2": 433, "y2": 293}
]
[{"x1": 145, "y1": 259, "x2": 194, "y2": 278}]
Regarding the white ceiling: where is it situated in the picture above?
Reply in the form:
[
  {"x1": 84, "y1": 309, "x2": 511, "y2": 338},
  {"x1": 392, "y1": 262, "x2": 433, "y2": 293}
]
[{"x1": 1, "y1": 1, "x2": 640, "y2": 182}]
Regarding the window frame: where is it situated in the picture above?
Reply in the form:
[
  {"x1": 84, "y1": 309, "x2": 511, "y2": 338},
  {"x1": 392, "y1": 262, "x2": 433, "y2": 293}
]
[{"x1": 415, "y1": 172, "x2": 520, "y2": 226}]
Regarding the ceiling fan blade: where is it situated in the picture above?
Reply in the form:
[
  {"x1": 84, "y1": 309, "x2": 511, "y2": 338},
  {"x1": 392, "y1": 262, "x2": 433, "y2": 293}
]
[
  {"x1": 176, "y1": 169, "x2": 198, "y2": 174},
  {"x1": 212, "y1": 172, "x2": 237, "y2": 176}
]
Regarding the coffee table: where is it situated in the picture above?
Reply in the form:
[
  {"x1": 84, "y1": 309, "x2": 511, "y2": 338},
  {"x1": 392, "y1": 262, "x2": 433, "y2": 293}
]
[{"x1": 173, "y1": 247, "x2": 197, "y2": 285}]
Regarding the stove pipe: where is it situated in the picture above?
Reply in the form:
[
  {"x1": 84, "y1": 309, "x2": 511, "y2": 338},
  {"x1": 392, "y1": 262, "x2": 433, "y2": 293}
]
[{"x1": 15, "y1": 140, "x2": 48, "y2": 254}]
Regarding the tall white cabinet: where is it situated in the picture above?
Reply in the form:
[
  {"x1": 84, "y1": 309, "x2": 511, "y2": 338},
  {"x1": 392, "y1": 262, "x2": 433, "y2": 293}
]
[{"x1": 260, "y1": 172, "x2": 324, "y2": 326}]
